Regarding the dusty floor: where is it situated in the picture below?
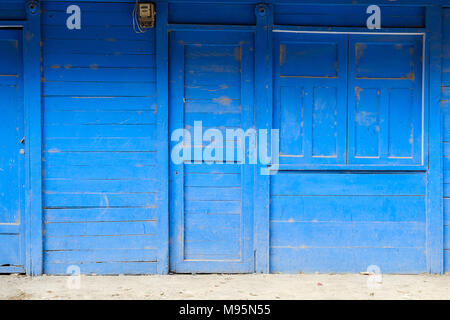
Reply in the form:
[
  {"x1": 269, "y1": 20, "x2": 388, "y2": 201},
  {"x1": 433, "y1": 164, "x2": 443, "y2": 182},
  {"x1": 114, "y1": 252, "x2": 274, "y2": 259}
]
[{"x1": 0, "y1": 274, "x2": 449, "y2": 300}]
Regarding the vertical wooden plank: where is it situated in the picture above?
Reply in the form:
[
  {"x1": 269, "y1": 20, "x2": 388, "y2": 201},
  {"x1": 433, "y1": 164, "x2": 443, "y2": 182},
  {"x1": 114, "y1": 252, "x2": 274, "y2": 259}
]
[
  {"x1": 168, "y1": 32, "x2": 185, "y2": 272},
  {"x1": 156, "y1": 1, "x2": 169, "y2": 275},
  {"x1": 23, "y1": 1, "x2": 42, "y2": 276},
  {"x1": 240, "y1": 40, "x2": 255, "y2": 271},
  {"x1": 254, "y1": 3, "x2": 272, "y2": 273},
  {"x1": 426, "y1": 5, "x2": 443, "y2": 274}
]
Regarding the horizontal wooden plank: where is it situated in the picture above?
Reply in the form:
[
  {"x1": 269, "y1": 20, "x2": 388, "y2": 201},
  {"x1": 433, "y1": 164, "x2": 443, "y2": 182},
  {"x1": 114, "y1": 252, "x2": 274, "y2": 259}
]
[
  {"x1": 44, "y1": 67, "x2": 156, "y2": 82},
  {"x1": 43, "y1": 262, "x2": 157, "y2": 275},
  {"x1": 44, "y1": 192, "x2": 157, "y2": 208},
  {"x1": 445, "y1": 226, "x2": 450, "y2": 249},
  {"x1": 0, "y1": 266, "x2": 24, "y2": 274},
  {"x1": 44, "y1": 53, "x2": 155, "y2": 69},
  {"x1": 443, "y1": 71, "x2": 450, "y2": 87},
  {"x1": 443, "y1": 128, "x2": 450, "y2": 142},
  {"x1": 44, "y1": 151, "x2": 157, "y2": 167},
  {"x1": 185, "y1": 213, "x2": 241, "y2": 242},
  {"x1": 0, "y1": 224, "x2": 20, "y2": 234},
  {"x1": 45, "y1": 221, "x2": 157, "y2": 237},
  {"x1": 42, "y1": 9, "x2": 140, "y2": 27},
  {"x1": 443, "y1": 170, "x2": 450, "y2": 182},
  {"x1": 185, "y1": 99, "x2": 241, "y2": 114},
  {"x1": 442, "y1": 87, "x2": 450, "y2": 101},
  {"x1": 43, "y1": 165, "x2": 158, "y2": 179},
  {"x1": 44, "y1": 110, "x2": 157, "y2": 126},
  {"x1": 43, "y1": 39, "x2": 154, "y2": 55},
  {"x1": 271, "y1": 173, "x2": 426, "y2": 196},
  {"x1": 270, "y1": 247, "x2": 426, "y2": 273},
  {"x1": 0, "y1": 77, "x2": 18, "y2": 86},
  {"x1": 275, "y1": 4, "x2": 425, "y2": 28},
  {"x1": 44, "y1": 138, "x2": 157, "y2": 152},
  {"x1": 44, "y1": 249, "x2": 157, "y2": 264},
  {"x1": 184, "y1": 239, "x2": 241, "y2": 260},
  {"x1": 44, "y1": 124, "x2": 157, "y2": 139},
  {"x1": 184, "y1": 173, "x2": 241, "y2": 187},
  {"x1": 443, "y1": 142, "x2": 450, "y2": 157},
  {"x1": 43, "y1": 96, "x2": 156, "y2": 111},
  {"x1": 186, "y1": 70, "x2": 241, "y2": 87},
  {"x1": 184, "y1": 113, "x2": 242, "y2": 128},
  {"x1": 185, "y1": 200, "x2": 241, "y2": 215},
  {"x1": 44, "y1": 207, "x2": 157, "y2": 223},
  {"x1": 169, "y1": 3, "x2": 255, "y2": 25},
  {"x1": 44, "y1": 234, "x2": 157, "y2": 251},
  {"x1": 443, "y1": 184, "x2": 450, "y2": 197},
  {"x1": 185, "y1": 85, "x2": 241, "y2": 101},
  {"x1": 44, "y1": 179, "x2": 158, "y2": 194},
  {"x1": 445, "y1": 199, "x2": 450, "y2": 225},
  {"x1": 0, "y1": 3, "x2": 25, "y2": 20},
  {"x1": 43, "y1": 25, "x2": 154, "y2": 41},
  {"x1": 443, "y1": 156, "x2": 450, "y2": 171},
  {"x1": 271, "y1": 221, "x2": 425, "y2": 248},
  {"x1": 185, "y1": 187, "x2": 241, "y2": 201},
  {"x1": 184, "y1": 163, "x2": 241, "y2": 174},
  {"x1": 43, "y1": 81, "x2": 156, "y2": 97},
  {"x1": 42, "y1": 2, "x2": 136, "y2": 13},
  {"x1": 270, "y1": 195, "x2": 426, "y2": 222}
]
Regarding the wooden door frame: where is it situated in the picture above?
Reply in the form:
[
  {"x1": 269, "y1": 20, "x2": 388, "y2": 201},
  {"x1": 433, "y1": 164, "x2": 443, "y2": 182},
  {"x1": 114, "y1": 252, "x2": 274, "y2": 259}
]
[{"x1": 167, "y1": 28, "x2": 256, "y2": 273}]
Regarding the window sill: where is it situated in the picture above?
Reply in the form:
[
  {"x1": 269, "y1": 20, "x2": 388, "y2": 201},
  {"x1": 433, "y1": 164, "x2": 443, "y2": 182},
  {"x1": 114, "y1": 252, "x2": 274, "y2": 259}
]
[{"x1": 268, "y1": 164, "x2": 427, "y2": 172}]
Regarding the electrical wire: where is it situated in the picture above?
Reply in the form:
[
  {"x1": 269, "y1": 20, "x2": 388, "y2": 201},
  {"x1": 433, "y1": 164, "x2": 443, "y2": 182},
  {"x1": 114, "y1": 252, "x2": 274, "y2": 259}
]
[{"x1": 132, "y1": 0, "x2": 146, "y2": 33}]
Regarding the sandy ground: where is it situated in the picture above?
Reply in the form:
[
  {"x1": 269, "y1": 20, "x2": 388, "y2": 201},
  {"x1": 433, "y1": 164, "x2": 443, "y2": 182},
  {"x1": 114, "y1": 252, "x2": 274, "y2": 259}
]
[{"x1": 0, "y1": 274, "x2": 449, "y2": 300}]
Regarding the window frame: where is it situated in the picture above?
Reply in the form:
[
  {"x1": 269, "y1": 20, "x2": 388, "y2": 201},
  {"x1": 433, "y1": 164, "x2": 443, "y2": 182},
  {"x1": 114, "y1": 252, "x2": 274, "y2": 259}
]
[{"x1": 272, "y1": 28, "x2": 427, "y2": 172}]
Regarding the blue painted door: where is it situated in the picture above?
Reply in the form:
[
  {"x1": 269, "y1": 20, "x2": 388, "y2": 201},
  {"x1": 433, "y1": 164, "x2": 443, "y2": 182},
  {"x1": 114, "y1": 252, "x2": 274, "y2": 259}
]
[
  {"x1": 0, "y1": 29, "x2": 25, "y2": 273},
  {"x1": 169, "y1": 31, "x2": 254, "y2": 273}
]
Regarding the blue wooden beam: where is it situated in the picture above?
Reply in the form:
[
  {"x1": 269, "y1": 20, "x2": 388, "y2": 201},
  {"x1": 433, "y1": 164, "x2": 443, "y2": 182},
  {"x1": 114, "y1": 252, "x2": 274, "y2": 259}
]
[
  {"x1": 23, "y1": 0, "x2": 43, "y2": 276},
  {"x1": 38, "y1": 0, "x2": 448, "y2": 4},
  {"x1": 426, "y1": 5, "x2": 443, "y2": 274},
  {"x1": 254, "y1": 3, "x2": 273, "y2": 273},
  {"x1": 156, "y1": 0, "x2": 169, "y2": 275}
]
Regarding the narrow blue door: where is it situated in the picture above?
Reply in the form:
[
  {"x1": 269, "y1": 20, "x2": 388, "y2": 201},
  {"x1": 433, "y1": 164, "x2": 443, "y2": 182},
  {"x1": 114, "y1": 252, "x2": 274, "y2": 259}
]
[
  {"x1": 0, "y1": 29, "x2": 25, "y2": 273},
  {"x1": 169, "y1": 31, "x2": 254, "y2": 273}
]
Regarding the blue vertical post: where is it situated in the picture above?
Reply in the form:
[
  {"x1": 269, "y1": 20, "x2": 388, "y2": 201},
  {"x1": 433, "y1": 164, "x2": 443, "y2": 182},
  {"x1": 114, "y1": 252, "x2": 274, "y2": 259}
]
[
  {"x1": 254, "y1": 3, "x2": 273, "y2": 273},
  {"x1": 156, "y1": 1, "x2": 169, "y2": 274},
  {"x1": 426, "y1": 5, "x2": 443, "y2": 274},
  {"x1": 24, "y1": 1, "x2": 42, "y2": 276}
]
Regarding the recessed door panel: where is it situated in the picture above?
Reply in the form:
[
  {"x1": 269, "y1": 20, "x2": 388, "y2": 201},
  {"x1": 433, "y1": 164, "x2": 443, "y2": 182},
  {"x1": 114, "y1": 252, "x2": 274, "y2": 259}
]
[{"x1": 0, "y1": 29, "x2": 24, "y2": 272}]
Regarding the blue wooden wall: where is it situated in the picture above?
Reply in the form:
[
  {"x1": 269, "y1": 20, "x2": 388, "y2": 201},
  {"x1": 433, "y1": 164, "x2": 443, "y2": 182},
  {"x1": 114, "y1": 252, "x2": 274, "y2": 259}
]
[
  {"x1": 1, "y1": 1, "x2": 26, "y2": 20},
  {"x1": 0, "y1": 0, "x2": 449, "y2": 274},
  {"x1": 270, "y1": 173, "x2": 427, "y2": 273},
  {"x1": 443, "y1": 8, "x2": 450, "y2": 273},
  {"x1": 41, "y1": 2, "x2": 159, "y2": 274}
]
